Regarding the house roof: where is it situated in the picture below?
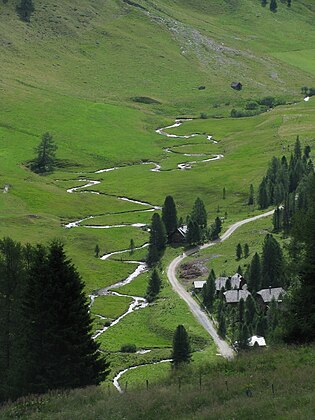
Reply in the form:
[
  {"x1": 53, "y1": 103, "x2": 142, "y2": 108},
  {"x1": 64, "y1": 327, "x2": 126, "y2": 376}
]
[
  {"x1": 248, "y1": 335, "x2": 266, "y2": 347},
  {"x1": 215, "y1": 273, "x2": 244, "y2": 291},
  {"x1": 178, "y1": 225, "x2": 188, "y2": 236},
  {"x1": 231, "y1": 82, "x2": 242, "y2": 89},
  {"x1": 224, "y1": 289, "x2": 251, "y2": 303},
  {"x1": 193, "y1": 280, "x2": 206, "y2": 289},
  {"x1": 257, "y1": 287, "x2": 285, "y2": 303}
]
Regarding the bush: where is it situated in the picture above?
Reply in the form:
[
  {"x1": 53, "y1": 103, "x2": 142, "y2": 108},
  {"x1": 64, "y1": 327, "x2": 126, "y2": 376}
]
[
  {"x1": 120, "y1": 344, "x2": 137, "y2": 353},
  {"x1": 200, "y1": 112, "x2": 208, "y2": 119},
  {"x1": 245, "y1": 101, "x2": 258, "y2": 110},
  {"x1": 131, "y1": 96, "x2": 161, "y2": 104}
]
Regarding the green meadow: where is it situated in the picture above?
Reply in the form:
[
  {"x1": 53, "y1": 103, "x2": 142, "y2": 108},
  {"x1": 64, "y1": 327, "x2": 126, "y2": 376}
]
[{"x1": 1, "y1": 0, "x2": 315, "y2": 388}]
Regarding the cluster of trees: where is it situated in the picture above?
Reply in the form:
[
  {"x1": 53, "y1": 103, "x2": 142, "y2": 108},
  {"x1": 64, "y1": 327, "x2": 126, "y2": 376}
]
[
  {"x1": 261, "y1": 0, "x2": 291, "y2": 11},
  {"x1": 245, "y1": 234, "x2": 285, "y2": 291},
  {"x1": 231, "y1": 96, "x2": 285, "y2": 118},
  {"x1": 186, "y1": 197, "x2": 222, "y2": 246},
  {"x1": 236, "y1": 243, "x2": 249, "y2": 260},
  {"x1": 258, "y1": 137, "x2": 312, "y2": 226},
  {"x1": 0, "y1": 238, "x2": 109, "y2": 402}
]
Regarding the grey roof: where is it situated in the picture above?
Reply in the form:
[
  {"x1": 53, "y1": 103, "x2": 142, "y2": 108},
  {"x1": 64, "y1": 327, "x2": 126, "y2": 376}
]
[
  {"x1": 215, "y1": 273, "x2": 243, "y2": 291},
  {"x1": 224, "y1": 289, "x2": 251, "y2": 303},
  {"x1": 177, "y1": 225, "x2": 188, "y2": 236},
  {"x1": 257, "y1": 287, "x2": 285, "y2": 303}
]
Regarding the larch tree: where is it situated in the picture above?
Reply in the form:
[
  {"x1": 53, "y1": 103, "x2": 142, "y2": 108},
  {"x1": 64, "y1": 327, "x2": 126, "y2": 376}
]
[
  {"x1": 191, "y1": 197, "x2": 207, "y2": 228},
  {"x1": 31, "y1": 132, "x2": 57, "y2": 174}
]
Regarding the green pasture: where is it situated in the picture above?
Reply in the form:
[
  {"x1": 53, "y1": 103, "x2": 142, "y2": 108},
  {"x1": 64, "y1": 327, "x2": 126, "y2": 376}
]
[
  {"x1": 91, "y1": 295, "x2": 133, "y2": 320},
  {"x1": 273, "y1": 49, "x2": 315, "y2": 77}
]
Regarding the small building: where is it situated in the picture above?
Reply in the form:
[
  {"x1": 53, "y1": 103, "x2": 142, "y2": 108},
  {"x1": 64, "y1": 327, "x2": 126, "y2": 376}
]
[
  {"x1": 256, "y1": 287, "x2": 286, "y2": 310},
  {"x1": 224, "y1": 289, "x2": 251, "y2": 304},
  {"x1": 247, "y1": 335, "x2": 266, "y2": 348},
  {"x1": 231, "y1": 82, "x2": 242, "y2": 91},
  {"x1": 193, "y1": 280, "x2": 206, "y2": 290},
  {"x1": 169, "y1": 225, "x2": 187, "y2": 243},
  {"x1": 215, "y1": 273, "x2": 246, "y2": 292}
]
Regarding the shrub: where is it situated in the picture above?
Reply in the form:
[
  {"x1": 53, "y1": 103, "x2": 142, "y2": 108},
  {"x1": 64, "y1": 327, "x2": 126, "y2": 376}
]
[{"x1": 120, "y1": 344, "x2": 137, "y2": 353}]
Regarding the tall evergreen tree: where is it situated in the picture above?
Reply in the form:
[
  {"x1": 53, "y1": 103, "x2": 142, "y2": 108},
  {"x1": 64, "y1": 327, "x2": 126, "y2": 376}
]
[
  {"x1": 191, "y1": 197, "x2": 207, "y2": 228},
  {"x1": 248, "y1": 184, "x2": 254, "y2": 205},
  {"x1": 162, "y1": 195, "x2": 178, "y2": 241},
  {"x1": 22, "y1": 241, "x2": 109, "y2": 394},
  {"x1": 186, "y1": 218, "x2": 201, "y2": 246},
  {"x1": 261, "y1": 234, "x2": 284, "y2": 288},
  {"x1": 236, "y1": 243, "x2": 243, "y2": 260},
  {"x1": 171, "y1": 325, "x2": 191, "y2": 367},
  {"x1": 247, "y1": 252, "x2": 262, "y2": 293},
  {"x1": 283, "y1": 174, "x2": 315, "y2": 343},
  {"x1": 270, "y1": 0, "x2": 277, "y2": 12},
  {"x1": 16, "y1": 0, "x2": 34, "y2": 22},
  {"x1": 202, "y1": 269, "x2": 216, "y2": 311},
  {"x1": 0, "y1": 238, "x2": 26, "y2": 401},
  {"x1": 258, "y1": 177, "x2": 269, "y2": 209},
  {"x1": 147, "y1": 213, "x2": 167, "y2": 266},
  {"x1": 244, "y1": 243, "x2": 249, "y2": 258},
  {"x1": 146, "y1": 269, "x2": 162, "y2": 301}
]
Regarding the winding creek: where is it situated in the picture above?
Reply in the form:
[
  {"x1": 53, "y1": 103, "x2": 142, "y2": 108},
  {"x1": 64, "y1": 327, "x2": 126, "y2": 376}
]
[{"x1": 65, "y1": 118, "x2": 223, "y2": 391}]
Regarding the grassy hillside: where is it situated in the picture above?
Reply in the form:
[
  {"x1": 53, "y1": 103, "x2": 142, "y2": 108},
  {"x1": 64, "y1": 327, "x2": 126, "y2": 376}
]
[
  {"x1": 1, "y1": 0, "x2": 315, "y2": 390},
  {"x1": 1, "y1": 345, "x2": 314, "y2": 419}
]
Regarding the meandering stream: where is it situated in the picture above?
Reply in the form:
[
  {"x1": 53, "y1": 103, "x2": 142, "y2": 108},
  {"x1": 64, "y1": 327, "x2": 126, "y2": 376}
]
[{"x1": 65, "y1": 118, "x2": 223, "y2": 390}]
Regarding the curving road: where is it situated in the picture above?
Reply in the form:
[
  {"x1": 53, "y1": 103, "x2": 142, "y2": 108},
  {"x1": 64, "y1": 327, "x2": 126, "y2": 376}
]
[{"x1": 167, "y1": 209, "x2": 275, "y2": 360}]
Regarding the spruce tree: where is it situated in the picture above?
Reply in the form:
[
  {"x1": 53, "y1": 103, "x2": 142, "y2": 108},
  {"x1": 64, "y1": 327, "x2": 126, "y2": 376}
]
[
  {"x1": 22, "y1": 241, "x2": 109, "y2": 394},
  {"x1": 162, "y1": 195, "x2": 177, "y2": 241},
  {"x1": 236, "y1": 243, "x2": 243, "y2": 260},
  {"x1": 261, "y1": 234, "x2": 284, "y2": 288},
  {"x1": 248, "y1": 184, "x2": 254, "y2": 205},
  {"x1": 191, "y1": 197, "x2": 207, "y2": 228},
  {"x1": 258, "y1": 177, "x2": 269, "y2": 209},
  {"x1": 186, "y1": 218, "x2": 201, "y2": 246},
  {"x1": 247, "y1": 252, "x2": 262, "y2": 293},
  {"x1": 202, "y1": 269, "x2": 216, "y2": 311},
  {"x1": 171, "y1": 325, "x2": 191, "y2": 367},
  {"x1": 147, "y1": 213, "x2": 167, "y2": 266},
  {"x1": 0, "y1": 238, "x2": 26, "y2": 401},
  {"x1": 270, "y1": 0, "x2": 277, "y2": 12},
  {"x1": 16, "y1": 0, "x2": 34, "y2": 22},
  {"x1": 283, "y1": 174, "x2": 315, "y2": 343},
  {"x1": 146, "y1": 269, "x2": 162, "y2": 301},
  {"x1": 244, "y1": 243, "x2": 249, "y2": 258}
]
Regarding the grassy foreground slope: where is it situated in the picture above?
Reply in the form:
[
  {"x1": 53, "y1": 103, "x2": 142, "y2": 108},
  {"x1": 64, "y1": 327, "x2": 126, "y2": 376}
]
[{"x1": 1, "y1": 345, "x2": 314, "y2": 419}]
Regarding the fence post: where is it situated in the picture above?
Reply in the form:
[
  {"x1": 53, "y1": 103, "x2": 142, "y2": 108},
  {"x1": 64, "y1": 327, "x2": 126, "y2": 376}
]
[
  {"x1": 146, "y1": 379, "x2": 149, "y2": 390},
  {"x1": 272, "y1": 383, "x2": 275, "y2": 397},
  {"x1": 225, "y1": 380, "x2": 228, "y2": 391},
  {"x1": 199, "y1": 372, "x2": 202, "y2": 390},
  {"x1": 125, "y1": 381, "x2": 128, "y2": 392},
  {"x1": 178, "y1": 377, "x2": 181, "y2": 392}
]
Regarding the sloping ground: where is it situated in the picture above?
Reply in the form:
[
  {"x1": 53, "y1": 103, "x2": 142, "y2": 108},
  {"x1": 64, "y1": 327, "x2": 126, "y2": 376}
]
[{"x1": 0, "y1": 346, "x2": 314, "y2": 419}]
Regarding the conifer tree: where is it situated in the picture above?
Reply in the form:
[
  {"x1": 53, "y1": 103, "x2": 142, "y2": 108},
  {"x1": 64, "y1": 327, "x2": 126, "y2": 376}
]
[
  {"x1": 31, "y1": 132, "x2": 57, "y2": 173},
  {"x1": 261, "y1": 234, "x2": 284, "y2": 288},
  {"x1": 244, "y1": 243, "x2": 249, "y2": 258},
  {"x1": 270, "y1": 0, "x2": 277, "y2": 12},
  {"x1": 0, "y1": 238, "x2": 26, "y2": 401},
  {"x1": 171, "y1": 325, "x2": 191, "y2": 367},
  {"x1": 16, "y1": 0, "x2": 34, "y2": 22},
  {"x1": 247, "y1": 252, "x2": 262, "y2": 293},
  {"x1": 248, "y1": 184, "x2": 254, "y2": 205},
  {"x1": 191, "y1": 197, "x2": 207, "y2": 228},
  {"x1": 162, "y1": 195, "x2": 177, "y2": 241},
  {"x1": 146, "y1": 269, "x2": 162, "y2": 301},
  {"x1": 147, "y1": 213, "x2": 167, "y2": 266},
  {"x1": 94, "y1": 244, "x2": 100, "y2": 258},
  {"x1": 186, "y1": 218, "x2": 201, "y2": 246},
  {"x1": 22, "y1": 241, "x2": 109, "y2": 394},
  {"x1": 236, "y1": 243, "x2": 243, "y2": 260},
  {"x1": 202, "y1": 269, "x2": 216, "y2": 311}
]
